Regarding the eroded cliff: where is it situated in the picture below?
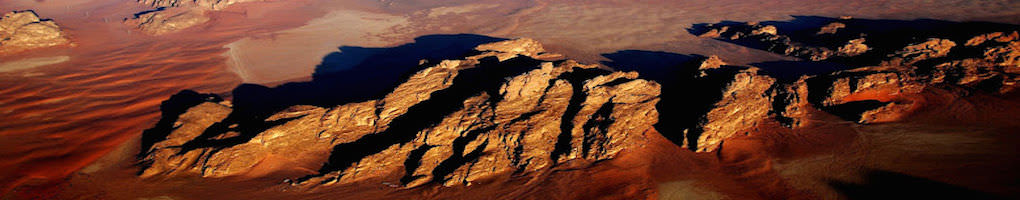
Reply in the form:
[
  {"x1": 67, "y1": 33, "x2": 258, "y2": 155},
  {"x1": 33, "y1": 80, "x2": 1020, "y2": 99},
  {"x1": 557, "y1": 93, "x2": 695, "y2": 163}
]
[{"x1": 139, "y1": 39, "x2": 661, "y2": 188}]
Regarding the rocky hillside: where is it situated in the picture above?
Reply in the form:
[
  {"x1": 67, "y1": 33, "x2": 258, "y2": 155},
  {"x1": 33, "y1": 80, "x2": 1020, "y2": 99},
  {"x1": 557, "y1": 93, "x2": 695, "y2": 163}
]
[
  {"x1": 0, "y1": 10, "x2": 71, "y2": 53},
  {"x1": 139, "y1": 39, "x2": 661, "y2": 187},
  {"x1": 678, "y1": 18, "x2": 1018, "y2": 151},
  {"x1": 140, "y1": 21, "x2": 1019, "y2": 189}
]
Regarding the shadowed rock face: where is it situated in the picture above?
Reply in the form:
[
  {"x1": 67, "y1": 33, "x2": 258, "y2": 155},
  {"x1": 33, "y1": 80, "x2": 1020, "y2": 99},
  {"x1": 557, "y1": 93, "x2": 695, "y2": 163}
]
[
  {"x1": 139, "y1": 39, "x2": 661, "y2": 188},
  {"x1": 0, "y1": 11, "x2": 70, "y2": 53}
]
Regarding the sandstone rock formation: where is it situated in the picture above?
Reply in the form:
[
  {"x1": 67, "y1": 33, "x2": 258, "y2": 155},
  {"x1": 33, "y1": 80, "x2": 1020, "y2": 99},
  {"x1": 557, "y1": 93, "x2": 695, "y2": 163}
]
[
  {"x1": 680, "y1": 18, "x2": 1020, "y2": 151},
  {"x1": 138, "y1": 0, "x2": 260, "y2": 10},
  {"x1": 124, "y1": 8, "x2": 210, "y2": 35},
  {"x1": 139, "y1": 39, "x2": 661, "y2": 188},
  {"x1": 127, "y1": 0, "x2": 257, "y2": 35},
  {"x1": 684, "y1": 63, "x2": 777, "y2": 152},
  {"x1": 696, "y1": 22, "x2": 839, "y2": 61},
  {"x1": 140, "y1": 21, "x2": 1020, "y2": 189},
  {"x1": 817, "y1": 22, "x2": 845, "y2": 35},
  {"x1": 0, "y1": 11, "x2": 71, "y2": 53}
]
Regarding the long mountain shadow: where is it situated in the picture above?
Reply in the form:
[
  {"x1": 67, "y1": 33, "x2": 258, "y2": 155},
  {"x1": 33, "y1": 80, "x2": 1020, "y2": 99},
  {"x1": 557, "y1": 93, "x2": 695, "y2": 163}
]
[
  {"x1": 829, "y1": 169, "x2": 1008, "y2": 199},
  {"x1": 601, "y1": 50, "x2": 734, "y2": 150},
  {"x1": 141, "y1": 34, "x2": 507, "y2": 157}
]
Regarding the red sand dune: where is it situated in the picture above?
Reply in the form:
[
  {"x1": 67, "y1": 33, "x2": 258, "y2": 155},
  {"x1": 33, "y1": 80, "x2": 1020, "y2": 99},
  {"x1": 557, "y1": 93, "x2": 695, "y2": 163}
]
[{"x1": 1, "y1": 0, "x2": 1019, "y2": 199}]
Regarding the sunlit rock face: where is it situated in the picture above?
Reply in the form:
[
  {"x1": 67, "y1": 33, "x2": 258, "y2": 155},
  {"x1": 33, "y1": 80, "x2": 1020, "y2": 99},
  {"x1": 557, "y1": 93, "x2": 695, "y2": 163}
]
[
  {"x1": 138, "y1": 39, "x2": 661, "y2": 188},
  {"x1": 678, "y1": 18, "x2": 1020, "y2": 152},
  {"x1": 0, "y1": 11, "x2": 70, "y2": 53},
  {"x1": 123, "y1": 8, "x2": 210, "y2": 35}
]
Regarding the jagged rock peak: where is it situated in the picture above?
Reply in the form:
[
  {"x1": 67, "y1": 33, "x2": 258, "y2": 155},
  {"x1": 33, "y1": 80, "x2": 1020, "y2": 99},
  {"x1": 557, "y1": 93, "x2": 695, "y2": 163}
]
[
  {"x1": 0, "y1": 10, "x2": 71, "y2": 53},
  {"x1": 138, "y1": 38, "x2": 661, "y2": 189}
]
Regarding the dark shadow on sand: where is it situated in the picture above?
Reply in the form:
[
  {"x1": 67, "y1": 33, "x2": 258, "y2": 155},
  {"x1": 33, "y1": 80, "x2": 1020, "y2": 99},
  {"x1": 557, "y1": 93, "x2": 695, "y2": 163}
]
[
  {"x1": 601, "y1": 50, "x2": 750, "y2": 150},
  {"x1": 829, "y1": 169, "x2": 1008, "y2": 200}
]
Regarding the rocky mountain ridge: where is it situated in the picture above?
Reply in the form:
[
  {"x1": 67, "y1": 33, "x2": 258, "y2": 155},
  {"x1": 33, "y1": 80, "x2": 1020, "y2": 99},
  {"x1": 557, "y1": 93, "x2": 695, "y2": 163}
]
[
  {"x1": 140, "y1": 19, "x2": 1019, "y2": 189},
  {"x1": 139, "y1": 39, "x2": 661, "y2": 188},
  {"x1": 682, "y1": 18, "x2": 1019, "y2": 151}
]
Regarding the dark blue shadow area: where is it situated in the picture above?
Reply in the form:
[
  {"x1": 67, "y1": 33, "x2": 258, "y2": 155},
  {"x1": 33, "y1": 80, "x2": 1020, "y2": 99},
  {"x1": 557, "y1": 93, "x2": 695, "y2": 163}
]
[
  {"x1": 601, "y1": 50, "x2": 732, "y2": 149},
  {"x1": 601, "y1": 50, "x2": 702, "y2": 85},
  {"x1": 829, "y1": 169, "x2": 1009, "y2": 200}
]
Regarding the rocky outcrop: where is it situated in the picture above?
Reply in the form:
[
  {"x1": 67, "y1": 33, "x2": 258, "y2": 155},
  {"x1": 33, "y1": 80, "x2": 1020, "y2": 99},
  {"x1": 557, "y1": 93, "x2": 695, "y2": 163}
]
[
  {"x1": 127, "y1": 0, "x2": 257, "y2": 35},
  {"x1": 684, "y1": 64, "x2": 777, "y2": 152},
  {"x1": 0, "y1": 10, "x2": 71, "y2": 53},
  {"x1": 124, "y1": 8, "x2": 209, "y2": 35},
  {"x1": 139, "y1": 39, "x2": 661, "y2": 188},
  {"x1": 696, "y1": 22, "x2": 839, "y2": 61},
  {"x1": 681, "y1": 18, "x2": 1020, "y2": 151},
  {"x1": 893, "y1": 38, "x2": 956, "y2": 65},
  {"x1": 138, "y1": 0, "x2": 259, "y2": 10},
  {"x1": 817, "y1": 22, "x2": 846, "y2": 35},
  {"x1": 837, "y1": 38, "x2": 869, "y2": 57}
]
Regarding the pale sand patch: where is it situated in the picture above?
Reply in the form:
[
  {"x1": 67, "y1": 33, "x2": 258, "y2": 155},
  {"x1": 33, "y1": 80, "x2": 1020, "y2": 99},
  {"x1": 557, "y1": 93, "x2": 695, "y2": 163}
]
[
  {"x1": 658, "y1": 180, "x2": 728, "y2": 200},
  {"x1": 222, "y1": 9, "x2": 408, "y2": 84},
  {"x1": 0, "y1": 56, "x2": 70, "y2": 73},
  {"x1": 421, "y1": 3, "x2": 501, "y2": 18}
]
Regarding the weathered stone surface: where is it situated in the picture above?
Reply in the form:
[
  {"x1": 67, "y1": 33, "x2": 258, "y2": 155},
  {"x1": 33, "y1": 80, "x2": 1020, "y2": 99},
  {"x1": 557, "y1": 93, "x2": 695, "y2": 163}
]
[
  {"x1": 683, "y1": 21, "x2": 1020, "y2": 151},
  {"x1": 139, "y1": 39, "x2": 661, "y2": 188},
  {"x1": 697, "y1": 55, "x2": 727, "y2": 71},
  {"x1": 837, "y1": 38, "x2": 869, "y2": 57},
  {"x1": 894, "y1": 38, "x2": 956, "y2": 64},
  {"x1": 128, "y1": 0, "x2": 256, "y2": 35},
  {"x1": 124, "y1": 8, "x2": 210, "y2": 35},
  {"x1": 697, "y1": 22, "x2": 836, "y2": 61},
  {"x1": 138, "y1": 0, "x2": 259, "y2": 10},
  {"x1": 817, "y1": 22, "x2": 846, "y2": 35},
  {"x1": 0, "y1": 11, "x2": 70, "y2": 53},
  {"x1": 687, "y1": 66, "x2": 777, "y2": 152}
]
